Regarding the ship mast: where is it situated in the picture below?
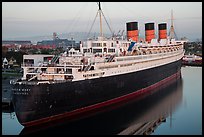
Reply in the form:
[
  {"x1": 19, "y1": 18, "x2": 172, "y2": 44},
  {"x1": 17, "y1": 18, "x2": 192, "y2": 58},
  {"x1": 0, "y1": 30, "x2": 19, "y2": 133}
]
[
  {"x1": 98, "y1": 2, "x2": 103, "y2": 37},
  {"x1": 169, "y1": 10, "x2": 177, "y2": 40},
  {"x1": 87, "y1": 2, "x2": 113, "y2": 39}
]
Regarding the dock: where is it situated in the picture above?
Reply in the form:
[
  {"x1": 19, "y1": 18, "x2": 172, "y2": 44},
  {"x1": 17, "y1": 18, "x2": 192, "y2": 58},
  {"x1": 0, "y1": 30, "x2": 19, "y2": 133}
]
[
  {"x1": 182, "y1": 55, "x2": 202, "y2": 67},
  {"x1": 118, "y1": 117, "x2": 166, "y2": 135}
]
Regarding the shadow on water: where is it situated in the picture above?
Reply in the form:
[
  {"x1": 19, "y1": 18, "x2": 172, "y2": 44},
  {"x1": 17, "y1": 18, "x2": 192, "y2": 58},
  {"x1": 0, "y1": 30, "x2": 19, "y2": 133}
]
[{"x1": 20, "y1": 76, "x2": 183, "y2": 135}]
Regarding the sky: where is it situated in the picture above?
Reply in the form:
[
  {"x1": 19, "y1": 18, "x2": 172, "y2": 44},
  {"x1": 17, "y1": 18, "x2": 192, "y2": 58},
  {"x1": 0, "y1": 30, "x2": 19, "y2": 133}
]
[{"x1": 2, "y1": 2, "x2": 202, "y2": 41}]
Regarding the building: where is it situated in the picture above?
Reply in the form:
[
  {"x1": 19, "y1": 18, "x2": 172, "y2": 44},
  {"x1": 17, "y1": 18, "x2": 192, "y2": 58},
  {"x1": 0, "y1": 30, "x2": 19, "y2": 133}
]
[
  {"x1": 37, "y1": 33, "x2": 79, "y2": 50},
  {"x1": 2, "y1": 40, "x2": 32, "y2": 45}
]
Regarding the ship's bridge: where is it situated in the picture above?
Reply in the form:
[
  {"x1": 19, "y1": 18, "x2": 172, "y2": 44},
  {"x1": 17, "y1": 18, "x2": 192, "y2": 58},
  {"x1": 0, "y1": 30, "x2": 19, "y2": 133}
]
[{"x1": 80, "y1": 37, "x2": 131, "y2": 56}]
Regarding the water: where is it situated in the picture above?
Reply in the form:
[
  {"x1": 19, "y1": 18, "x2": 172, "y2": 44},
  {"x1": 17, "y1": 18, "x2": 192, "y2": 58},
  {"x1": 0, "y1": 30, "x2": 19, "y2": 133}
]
[
  {"x1": 152, "y1": 66, "x2": 202, "y2": 135},
  {"x1": 2, "y1": 66, "x2": 202, "y2": 135}
]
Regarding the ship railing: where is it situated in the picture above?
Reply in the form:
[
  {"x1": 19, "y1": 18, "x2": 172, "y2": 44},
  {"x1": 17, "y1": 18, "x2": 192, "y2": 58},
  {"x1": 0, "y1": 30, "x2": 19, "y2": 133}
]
[
  {"x1": 49, "y1": 79, "x2": 72, "y2": 84},
  {"x1": 21, "y1": 63, "x2": 34, "y2": 67},
  {"x1": 36, "y1": 81, "x2": 50, "y2": 85},
  {"x1": 28, "y1": 75, "x2": 38, "y2": 81},
  {"x1": 107, "y1": 55, "x2": 115, "y2": 62},
  {"x1": 144, "y1": 50, "x2": 181, "y2": 58},
  {"x1": 84, "y1": 64, "x2": 92, "y2": 71},
  {"x1": 116, "y1": 50, "x2": 181, "y2": 62},
  {"x1": 13, "y1": 79, "x2": 73, "y2": 85},
  {"x1": 21, "y1": 63, "x2": 48, "y2": 67},
  {"x1": 15, "y1": 81, "x2": 38, "y2": 85}
]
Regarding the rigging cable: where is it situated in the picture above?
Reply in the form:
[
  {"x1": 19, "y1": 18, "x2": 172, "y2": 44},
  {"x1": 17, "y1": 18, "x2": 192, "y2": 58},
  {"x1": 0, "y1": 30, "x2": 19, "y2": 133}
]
[
  {"x1": 64, "y1": 3, "x2": 88, "y2": 35},
  {"x1": 101, "y1": 10, "x2": 114, "y2": 36},
  {"x1": 87, "y1": 11, "x2": 99, "y2": 39},
  {"x1": 87, "y1": 2, "x2": 114, "y2": 38}
]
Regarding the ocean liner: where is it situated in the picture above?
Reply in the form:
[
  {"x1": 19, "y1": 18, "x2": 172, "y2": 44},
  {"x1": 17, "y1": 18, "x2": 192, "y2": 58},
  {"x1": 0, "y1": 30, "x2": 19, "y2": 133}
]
[{"x1": 11, "y1": 3, "x2": 185, "y2": 127}]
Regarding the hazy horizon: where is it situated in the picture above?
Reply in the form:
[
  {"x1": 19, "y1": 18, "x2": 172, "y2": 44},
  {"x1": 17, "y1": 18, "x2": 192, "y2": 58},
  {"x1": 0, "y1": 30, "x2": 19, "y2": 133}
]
[{"x1": 2, "y1": 2, "x2": 202, "y2": 42}]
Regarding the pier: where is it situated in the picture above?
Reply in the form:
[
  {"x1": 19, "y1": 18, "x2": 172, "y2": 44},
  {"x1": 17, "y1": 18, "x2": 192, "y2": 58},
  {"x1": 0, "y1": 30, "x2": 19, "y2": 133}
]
[
  {"x1": 118, "y1": 117, "x2": 166, "y2": 135},
  {"x1": 182, "y1": 54, "x2": 202, "y2": 67}
]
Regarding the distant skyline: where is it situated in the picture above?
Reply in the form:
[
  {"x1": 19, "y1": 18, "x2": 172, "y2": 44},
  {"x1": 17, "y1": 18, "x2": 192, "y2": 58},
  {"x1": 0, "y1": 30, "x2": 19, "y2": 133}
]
[{"x1": 2, "y1": 2, "x2": 202, "y2": 41}]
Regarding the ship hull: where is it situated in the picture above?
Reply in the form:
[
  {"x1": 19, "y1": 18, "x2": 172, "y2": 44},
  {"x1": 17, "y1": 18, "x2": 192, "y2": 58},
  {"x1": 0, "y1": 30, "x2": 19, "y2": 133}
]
[{"x1": 12, "y1": 59, "x2": 182, "y2": 127}]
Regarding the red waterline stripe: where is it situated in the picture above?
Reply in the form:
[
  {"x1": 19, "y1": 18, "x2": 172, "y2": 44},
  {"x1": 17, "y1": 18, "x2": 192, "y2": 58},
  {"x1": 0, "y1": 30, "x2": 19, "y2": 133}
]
[{"x1": 22, "y1": 71, "x2": 181, "y2": 127}]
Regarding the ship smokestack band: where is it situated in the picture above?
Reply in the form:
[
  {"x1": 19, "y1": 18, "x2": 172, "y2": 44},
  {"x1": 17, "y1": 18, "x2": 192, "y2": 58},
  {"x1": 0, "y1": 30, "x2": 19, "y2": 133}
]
[
  {"x1": 127, "y1": 22, "x2": 169, "y2": 43},
  {"x1": 126, "y1": 22, "x2": 138, "y2": 42},
  {"x1": 145, "y1": 23, "x2": 155, "y2": 43},
  {"x1": 158, "y1": 23, "x2": 167, "y2": 40}
]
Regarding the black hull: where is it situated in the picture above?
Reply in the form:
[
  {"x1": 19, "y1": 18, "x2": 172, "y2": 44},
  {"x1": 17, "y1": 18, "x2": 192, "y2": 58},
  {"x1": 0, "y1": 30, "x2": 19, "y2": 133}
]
[{"x1": 12, "y1": 59, "x2": 182, "y2": 127}]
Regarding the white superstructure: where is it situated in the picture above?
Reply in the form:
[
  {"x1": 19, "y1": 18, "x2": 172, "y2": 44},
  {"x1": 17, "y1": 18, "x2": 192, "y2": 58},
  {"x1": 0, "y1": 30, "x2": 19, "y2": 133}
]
[{"x1": 13, "y1": 37, "x2": 184, "y2": 86}]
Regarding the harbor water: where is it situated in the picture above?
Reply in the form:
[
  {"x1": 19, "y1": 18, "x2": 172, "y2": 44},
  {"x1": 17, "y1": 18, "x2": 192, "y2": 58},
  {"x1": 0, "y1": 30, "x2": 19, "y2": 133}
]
[{"x1": 2, "y1": 66, "x2": 202, "y2": 135}]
